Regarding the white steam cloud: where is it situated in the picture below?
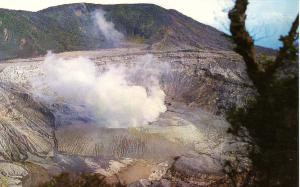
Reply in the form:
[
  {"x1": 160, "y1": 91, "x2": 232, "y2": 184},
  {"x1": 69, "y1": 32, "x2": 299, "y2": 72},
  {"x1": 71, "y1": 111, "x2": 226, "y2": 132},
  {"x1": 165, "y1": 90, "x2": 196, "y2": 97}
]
[
  {"x1": 32, "y1": 52, "x2": 166, "y2": 128},
  {"x1": 92, "y1": 9, "x2": 124, "y2": 46}
]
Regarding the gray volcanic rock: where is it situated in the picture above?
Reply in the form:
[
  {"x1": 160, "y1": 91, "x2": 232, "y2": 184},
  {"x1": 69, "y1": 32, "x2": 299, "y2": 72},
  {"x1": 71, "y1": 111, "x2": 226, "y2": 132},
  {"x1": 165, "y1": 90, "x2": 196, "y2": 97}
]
[
  {"x1": 0, "y1": 161, "x2": 28, "y2": 186},
  {"x1": 93, "y1": 49, "x2": 256, "y2": 114},
  {"x1": 164, "y1": 155, "x2": 228, "y2": 186},
  {"x1": 172, "y1": 155, "x2": 223, "y2": 176},
  {"x1": 0, "y1": 48, "x2": 254, "y2": 186},
  {"x1": 0, "y1": 83, "x2": 55, "y2": 161}
]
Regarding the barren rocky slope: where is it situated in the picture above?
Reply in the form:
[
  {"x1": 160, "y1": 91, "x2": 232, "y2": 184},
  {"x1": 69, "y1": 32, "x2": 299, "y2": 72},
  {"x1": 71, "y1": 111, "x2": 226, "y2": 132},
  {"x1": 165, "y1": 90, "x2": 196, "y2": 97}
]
[{"x1": 0, "y1": 47, "x2": 255, "y2": 186}]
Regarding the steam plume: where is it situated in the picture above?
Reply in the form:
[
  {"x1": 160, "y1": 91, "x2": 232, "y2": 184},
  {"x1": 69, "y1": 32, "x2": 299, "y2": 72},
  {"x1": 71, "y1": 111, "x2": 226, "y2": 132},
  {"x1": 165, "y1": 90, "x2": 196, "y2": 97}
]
[
  {"x1": 92, "y1": 9, "x2": 124, "y2": 46},
  {"x1": 31, "y1": 52, "x2": 166, "y2": 128}
]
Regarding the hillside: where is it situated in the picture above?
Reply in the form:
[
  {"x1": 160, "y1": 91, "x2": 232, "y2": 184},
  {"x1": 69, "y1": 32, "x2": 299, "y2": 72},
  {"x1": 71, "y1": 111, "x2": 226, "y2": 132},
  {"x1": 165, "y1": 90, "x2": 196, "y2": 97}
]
[{"x1": 0, "y1": 3, "x2": 235, "y2": 60}]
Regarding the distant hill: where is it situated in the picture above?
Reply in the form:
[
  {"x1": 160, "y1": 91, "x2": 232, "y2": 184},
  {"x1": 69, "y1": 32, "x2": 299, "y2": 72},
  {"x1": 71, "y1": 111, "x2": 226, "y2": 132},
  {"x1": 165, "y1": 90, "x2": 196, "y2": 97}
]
[{"x1": 0, "y1": 3, "x2": 274, "y2": 60}]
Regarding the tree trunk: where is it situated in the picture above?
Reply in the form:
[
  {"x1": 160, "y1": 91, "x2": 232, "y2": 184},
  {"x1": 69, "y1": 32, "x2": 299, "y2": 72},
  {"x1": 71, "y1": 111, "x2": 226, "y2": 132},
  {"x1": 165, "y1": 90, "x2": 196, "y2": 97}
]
[{"x1": 228, "y1": 0, "x2": 260, "y2": 89}]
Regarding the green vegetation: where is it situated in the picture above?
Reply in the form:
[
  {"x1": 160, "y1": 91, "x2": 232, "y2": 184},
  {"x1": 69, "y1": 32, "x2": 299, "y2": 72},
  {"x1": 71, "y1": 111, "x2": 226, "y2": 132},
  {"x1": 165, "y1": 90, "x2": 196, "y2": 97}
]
[
  {"x1": 0, "y1": 4, "x2": 172, "y2": 60},
  {"x1": 0, "y1": 3, "x2": 234, "y2": 60},
  {"x1": 227, "y1": 0, "x2": 298, "y2": 186},
  {"x1": 104, "y1": 4, "x2": 169, "y2": 40},
  {"x1": 227, "y1": 75, "x2": 298, "y2": 186}
]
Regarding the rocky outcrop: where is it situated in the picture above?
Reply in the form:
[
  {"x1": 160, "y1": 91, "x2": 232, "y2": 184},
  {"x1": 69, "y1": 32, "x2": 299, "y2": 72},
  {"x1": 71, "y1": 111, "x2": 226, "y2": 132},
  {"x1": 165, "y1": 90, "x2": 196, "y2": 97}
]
[
  {"x1": 165, "y1": 155, "x2": 227, "y2": 186},
  {"x1": 0, "y1": 83, "x2": 55, "y2": 161},
  {"x1": 0, "y1": 161, "x2": 28, "y2": 186},
  {"x1": 3, "y1": 28, "x2": 9, "y2": 41}
]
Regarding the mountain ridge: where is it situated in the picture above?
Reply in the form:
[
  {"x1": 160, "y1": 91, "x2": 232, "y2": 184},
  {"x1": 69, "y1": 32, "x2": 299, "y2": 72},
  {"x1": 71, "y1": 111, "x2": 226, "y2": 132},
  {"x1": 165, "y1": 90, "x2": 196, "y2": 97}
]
[
  {"x1": 0, "y1": 3, "x2": 235, "y2": 60},
  {"x1": 0, "y1": 3, "x2": 275, "y2": 60}
]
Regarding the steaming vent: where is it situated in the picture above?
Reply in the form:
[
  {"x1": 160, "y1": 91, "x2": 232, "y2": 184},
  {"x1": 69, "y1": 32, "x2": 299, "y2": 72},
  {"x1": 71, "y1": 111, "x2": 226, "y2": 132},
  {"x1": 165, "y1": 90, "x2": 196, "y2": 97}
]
[
  {"x1": 29, "y1": 8, "x2": 202, "y2": 129},
  {"x1": 31, "y1": 52, "x2": 173, "y2": 128}
]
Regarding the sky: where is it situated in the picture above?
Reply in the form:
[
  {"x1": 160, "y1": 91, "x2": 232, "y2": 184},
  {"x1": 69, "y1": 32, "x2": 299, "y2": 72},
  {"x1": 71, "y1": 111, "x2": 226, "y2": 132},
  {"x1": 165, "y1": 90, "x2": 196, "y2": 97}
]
[{"x1": 0, "y1": 0, "x2": 298, "y2": 49}]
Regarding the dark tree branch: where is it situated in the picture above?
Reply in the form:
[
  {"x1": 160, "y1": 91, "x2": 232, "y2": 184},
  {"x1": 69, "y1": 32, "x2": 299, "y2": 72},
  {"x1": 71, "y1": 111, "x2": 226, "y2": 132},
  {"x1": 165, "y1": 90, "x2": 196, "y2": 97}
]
[
  {"x1": 266, "y1": 14, "x2": 299, "y2": 75},
  {"x1": 228, "y1": 0, "x2": 260, "y2": 87},
  {"x1": 229, "y1": 0, "x2": 298, "y2": 91},
  {"x1": 227, "y1": 1, "x2": 299, "y2": 186}
]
